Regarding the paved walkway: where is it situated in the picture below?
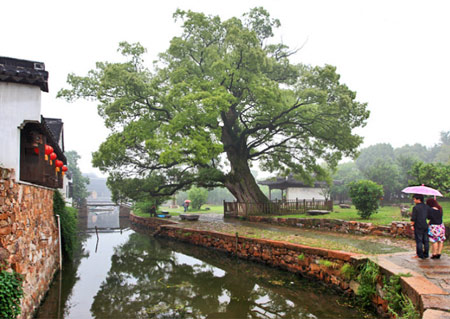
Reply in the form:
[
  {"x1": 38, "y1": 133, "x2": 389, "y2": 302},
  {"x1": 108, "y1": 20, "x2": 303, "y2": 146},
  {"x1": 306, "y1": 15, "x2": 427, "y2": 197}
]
[
  {"x1": 374, "y1": 253, "x2": 450, "y2": 318},
  {"x1": 176, "y1": 213, "x2": 450, "y2": 318}
]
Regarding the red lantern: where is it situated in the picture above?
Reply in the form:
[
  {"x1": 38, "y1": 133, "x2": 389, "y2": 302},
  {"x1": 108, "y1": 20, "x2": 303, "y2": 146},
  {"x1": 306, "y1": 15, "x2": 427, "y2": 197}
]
[
  {"x1": 55, "y1": 160, "x2": 63, "y2": 175},
  {"x1": 34, "y1": 147, "x2": 39, "y2": 155},
  {"x1": 44, "y1": 145, "x2": 53, "y2": 161},
  {"x1": 48, "y1": 152, "x2": 57, "y2": 165},
  {"x1": 62, "y1": 165, "x2": 68, "y2": 177},
  {"x1": 45, "y1": 145, "x2": 53, "y2": 155}
]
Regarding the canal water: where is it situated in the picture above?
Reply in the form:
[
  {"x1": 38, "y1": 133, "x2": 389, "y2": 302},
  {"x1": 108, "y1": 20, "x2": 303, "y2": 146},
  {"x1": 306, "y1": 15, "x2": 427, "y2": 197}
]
[{"x1": 35, "y1": 207, "x2": 374, "y2": 318}]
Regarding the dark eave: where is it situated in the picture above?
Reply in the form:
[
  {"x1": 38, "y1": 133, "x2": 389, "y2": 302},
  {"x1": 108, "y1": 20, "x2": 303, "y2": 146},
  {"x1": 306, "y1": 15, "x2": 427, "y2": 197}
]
[
  {"x1": 0, "y1": 56, "x2": 49, "y2": 92},
  {"x1": 42, "y1": 117, "x2": 64, "y2": 147},
  {"x1": 20, "y1": 119, "x2": 67, "y2": 163}
]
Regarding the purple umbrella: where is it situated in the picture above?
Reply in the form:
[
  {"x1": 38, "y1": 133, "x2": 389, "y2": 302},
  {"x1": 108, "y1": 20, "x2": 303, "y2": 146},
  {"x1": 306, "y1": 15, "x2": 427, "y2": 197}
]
[{"x1": 401, "y1": 184, "x2": 443, "y2": 197}]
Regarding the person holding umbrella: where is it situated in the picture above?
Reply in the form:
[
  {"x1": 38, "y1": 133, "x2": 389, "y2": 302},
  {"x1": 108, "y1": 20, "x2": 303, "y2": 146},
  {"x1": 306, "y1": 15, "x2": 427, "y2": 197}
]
[
  {"x1": 183, "y1": 199, "x2": 191, "y2": 212},
  {"x1": 410, "y1": 194, "x2": 430, "y2": 259},
  {"x1": 402, "y1": 185, "x2": 443, "y2": 259},
  {"x1": 426, "y1": 198, "x2": 446, "y2": 259}
]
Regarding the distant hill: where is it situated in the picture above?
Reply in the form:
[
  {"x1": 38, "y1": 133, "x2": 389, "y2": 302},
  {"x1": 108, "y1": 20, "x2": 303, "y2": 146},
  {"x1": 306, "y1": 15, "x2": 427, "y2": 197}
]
[{"x1": 84, "y1": 173, "x2": 112, "y2": 201}]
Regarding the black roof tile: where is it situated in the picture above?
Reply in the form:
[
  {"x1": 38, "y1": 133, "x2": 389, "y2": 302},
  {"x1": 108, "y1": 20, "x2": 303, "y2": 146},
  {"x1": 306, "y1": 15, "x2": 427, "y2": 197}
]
[{"x1": 0, "y1": 56, "x2": 49, "y2": 92}]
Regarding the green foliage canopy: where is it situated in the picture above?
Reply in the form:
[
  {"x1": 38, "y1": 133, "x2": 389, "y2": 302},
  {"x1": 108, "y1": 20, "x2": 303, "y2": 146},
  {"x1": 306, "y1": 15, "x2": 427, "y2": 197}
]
[
  {"x1": 187, "y1": 186, "x2": 209, "y2": 209},
  {"x1": 54, "y1": 191, "x2": 79, "y2": 259},
  {"x1": 330, "y1": 162, "x2": 364, "y2": 202},
  {"x1": 58, "y1": 8, "x2": 369, "y2": 203},
  {"x1": 348, "y1": 180, "x2": 384, "y2": 219},
  {"x1": 409, "y1": 161, "x2": 450, "y2": 196},
  {"x1": 65, "y1": 151, "x2": 90, "y2": 207}
]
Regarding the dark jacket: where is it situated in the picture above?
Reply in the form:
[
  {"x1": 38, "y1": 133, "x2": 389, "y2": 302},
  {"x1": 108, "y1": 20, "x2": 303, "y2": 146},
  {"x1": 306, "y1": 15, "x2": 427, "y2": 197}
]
[
  {"x1": 428, "y1": 208, "x2": 443, "y2": 225},
  {"x1": 411, "y1": 203, "x2": 430, "y2": 230}
]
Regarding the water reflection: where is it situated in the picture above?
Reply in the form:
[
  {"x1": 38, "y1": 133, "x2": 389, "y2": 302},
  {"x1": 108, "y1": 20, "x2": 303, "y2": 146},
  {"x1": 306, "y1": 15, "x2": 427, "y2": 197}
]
[
  {"x1": 87, "y1": 206, "x2": 120, "y2": 229},
  {"x1": 35, "y1": 216, "x2": 374, "y2": 318}
]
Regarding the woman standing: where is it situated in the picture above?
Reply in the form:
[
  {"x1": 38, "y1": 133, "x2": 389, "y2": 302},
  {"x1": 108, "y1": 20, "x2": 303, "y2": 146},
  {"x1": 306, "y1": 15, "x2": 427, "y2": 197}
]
[{"x1": 426, "y1": 198, "x2": 446, "y2": 259}]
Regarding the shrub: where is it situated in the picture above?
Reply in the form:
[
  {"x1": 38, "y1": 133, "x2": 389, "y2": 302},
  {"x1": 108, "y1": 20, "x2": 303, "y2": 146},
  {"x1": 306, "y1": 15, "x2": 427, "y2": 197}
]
[
  {"x1": 348, "y1": 180, "x2": 384, "y2": 219},
  {"x1": 54, "y1": 191, "x2": 79, "y2": 260},
  {"x1": 187, "y1": 187, "x2": 208, "y2": 210},
  {"x1": 133, "y1": 200, "x2": 158, "y2": 216},
  {"x1": 0, "y1": 265, "x2": 23, "y2": 318}
]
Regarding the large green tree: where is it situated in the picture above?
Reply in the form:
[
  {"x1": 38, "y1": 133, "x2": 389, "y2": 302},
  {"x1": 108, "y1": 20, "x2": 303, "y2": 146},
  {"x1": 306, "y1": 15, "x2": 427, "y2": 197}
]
[
  {"x1": 65, "y1": 150, "x2": 90, "y2": 207},
  {"x1": 409, "y1": 161, "x2": 450, "y2": 195},
  {"x1": 58, "y1": 8, "x2": 369, "y2": 203}
]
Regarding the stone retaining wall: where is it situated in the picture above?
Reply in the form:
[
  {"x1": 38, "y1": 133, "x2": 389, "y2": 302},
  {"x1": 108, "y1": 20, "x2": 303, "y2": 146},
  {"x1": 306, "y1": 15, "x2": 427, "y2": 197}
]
[
  {"x1": 129, "y1": 212, "x2": 177, "y2": 228},
  {"x1": 245, "y1": 216, "x2": 416, "y2": 239},
  {"x1": 0, "y1": 167, "x2": 60, "y2": 319},
  {"x1": 130, "y1": 214, "x2": 393, "y2": 315},
  {"x1": 158, "y1": 224, "x2": 363, "y2": 291},
  {"x1": 130, "y1": 213, "x2": 449, "y2": 318}
]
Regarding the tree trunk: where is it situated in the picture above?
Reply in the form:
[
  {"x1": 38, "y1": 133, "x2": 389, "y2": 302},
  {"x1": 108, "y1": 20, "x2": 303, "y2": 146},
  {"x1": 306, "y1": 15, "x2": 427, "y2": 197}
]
[
  {"x1": 221, "y1": 112, "x2": 269, "y2": 206},
  {"x1": 223, "y1": 148, "x2": 269, "y2": 204}
]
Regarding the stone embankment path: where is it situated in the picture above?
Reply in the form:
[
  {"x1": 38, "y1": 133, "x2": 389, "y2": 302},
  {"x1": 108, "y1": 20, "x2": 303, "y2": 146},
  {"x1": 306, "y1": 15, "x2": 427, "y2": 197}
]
[
  {"x1": 176, "y1": 213, "x2": 450, "y2": 318},
  {"x1": 375, "y1": 253, "x2": 450, "y2": 319}
]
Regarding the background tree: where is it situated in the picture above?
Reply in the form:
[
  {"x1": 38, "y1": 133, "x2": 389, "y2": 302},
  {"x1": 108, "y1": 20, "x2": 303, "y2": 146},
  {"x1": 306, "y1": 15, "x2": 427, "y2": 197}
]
[
  {"x1": 205, "y1": 187, "x2": 235, "y2": 205},
  {"x1": 394, "y1": 143, "x2": 433, "y2": 163},
  {"x1": 396, "y1": 154, "x2": 419, "y2": 189},
  {"x1": 348, "y1": 180, "x2": 384, "y2": 219},
  {"x1": 355, "y1": 143, "x2": 395, "y2": 173},
  {"x1": 409, "y1": 161, "x2": 450, "y2": 196},
  {"x1": 65, "y1": 151, "x2": 90, "y2": 208},
  {"x1": 330, "y1": 162, "x2": 364, "y2": 202},
  {"x1": 363, "y1": 159, "x2": 401, "y2": 201},
  {"x1": 187, "y1": 186, "x2": 209, "y2": 209},
  {"x1": 58, "y1": 8, "x2": 369, "y2": 204},
  {"x1": 433, "y1": 131, "x2": 450, "y2": 164}
]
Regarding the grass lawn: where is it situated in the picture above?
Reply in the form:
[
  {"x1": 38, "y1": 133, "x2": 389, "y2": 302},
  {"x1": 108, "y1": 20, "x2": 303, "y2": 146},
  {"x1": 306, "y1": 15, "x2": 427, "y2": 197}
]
[
  {"x1": 275, "y1": 201, "x2": 450, "y2": 226},
  {"x1": 132, "y1": 201, "x2": 450, "y2": 226}
]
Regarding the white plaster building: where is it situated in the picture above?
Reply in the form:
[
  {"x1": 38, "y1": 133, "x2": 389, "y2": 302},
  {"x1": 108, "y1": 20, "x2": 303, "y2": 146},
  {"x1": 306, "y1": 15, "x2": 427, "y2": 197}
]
[
  {"x1": 0, "y1": 57, "x2": 70, "y2": 197},
  {"x1": 259, "y1": 175, "x2": 327, "y2": 201}
]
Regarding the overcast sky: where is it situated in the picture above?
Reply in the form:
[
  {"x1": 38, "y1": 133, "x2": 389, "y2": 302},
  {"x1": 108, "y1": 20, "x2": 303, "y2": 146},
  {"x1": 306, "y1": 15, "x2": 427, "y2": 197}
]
[{"x1": 3, "y1": 0, "x2": 449, "y2": 175}]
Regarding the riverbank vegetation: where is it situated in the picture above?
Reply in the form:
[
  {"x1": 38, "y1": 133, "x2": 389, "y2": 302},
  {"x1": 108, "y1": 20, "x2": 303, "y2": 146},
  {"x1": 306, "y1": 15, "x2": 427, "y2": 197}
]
[
  {"x1": 0, "y1": 264, "x2": 23, "y2": 319},
  {"x1": 54, "y1": 191, "x2": 79, "y2": 260}
]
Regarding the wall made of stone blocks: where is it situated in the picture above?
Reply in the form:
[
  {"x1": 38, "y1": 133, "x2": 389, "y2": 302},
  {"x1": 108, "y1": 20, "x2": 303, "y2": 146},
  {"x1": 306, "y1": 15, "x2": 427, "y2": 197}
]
[
  {"x1": 129, "y1": 212, "x2": 177, "y2": 228},
  {"x1": 0, "y1": 167, "x2": 59, "y2": 319},
  {"x1": 131, "y1": 214, "x2": 436, "y2": 317},
  {"x1": 156, "y1": 224, "x2": 362, "y2": 292}
]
